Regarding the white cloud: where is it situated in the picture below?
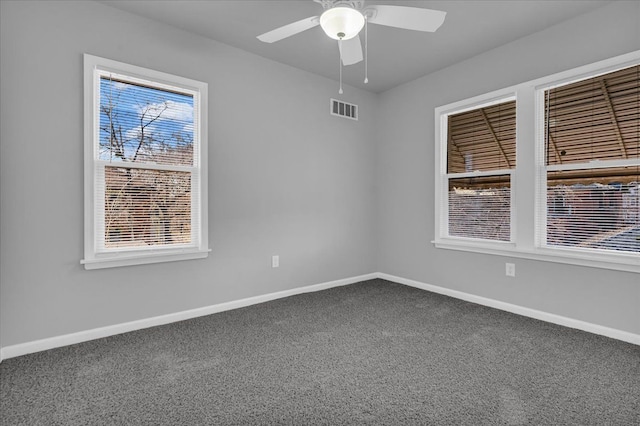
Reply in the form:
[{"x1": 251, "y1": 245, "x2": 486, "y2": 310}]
[
  {"x1": 125, "y1": 127, "x2": 141, "y2": 141},
  {"x1": 125, "y1": 124, "x2": 163, "y2": 142},
  {"x1": 182, "y1": 123, "x2": 194, "y2": 134},
  {"x1": 113, "y1": 81, "x2": 129, "y2": 91}
]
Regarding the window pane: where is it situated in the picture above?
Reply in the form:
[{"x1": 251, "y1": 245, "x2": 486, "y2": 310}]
[
  {"x1": 448, "y1": 100, "x2": 516, "y2": 173},
  {"x1": 545, "y1": 65, "x2": 639, "y2": 165},
  {"x1": 99, "y1": 77, "x2": 194, "y2": 166},
  {"x1": 104, "y1": 166, "x2": 191, "y2": 248},
  {"x1": 546, "y1": 167, "x2": 639, "y2": 253},
  {"x1": 448, "y1": 176, "x2": 511, "y2": 241}
]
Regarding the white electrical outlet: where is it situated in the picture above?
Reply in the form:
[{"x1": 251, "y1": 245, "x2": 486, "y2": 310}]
[
  {"x1": 505, "y1": 262, "x2": 515, "y2": 277},
  {"x1": 272, "y1": 255, "x2": 279, "y2": 268}
]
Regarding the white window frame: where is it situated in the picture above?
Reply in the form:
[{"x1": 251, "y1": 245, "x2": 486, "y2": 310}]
[
  {"x1": 82, "y1": 54, "x2": 209, "y2": 269},
  {"x1": 435, "y1": 93, "x2": 517, "y2": 250},
  {"x1": 434, "y1": 50, "x2": 640, "y2": 273}
]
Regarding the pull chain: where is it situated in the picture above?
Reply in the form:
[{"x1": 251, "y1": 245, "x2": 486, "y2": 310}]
[
  {"x1": 364, "y1": 15, "x2": 368, "y2": 84},
  {"x1": 338, "y1": 38, "x2": 344, "y2": 94}
]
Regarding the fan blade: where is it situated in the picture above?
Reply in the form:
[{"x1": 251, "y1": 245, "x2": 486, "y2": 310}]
[
  {"x1": 367, "y1": 5, "x2": 446, "y2": 32},
  {"x1": 257, "y1": 16, "x2": 319, "y2": 43},
  {"x1": 339, "y1": 35, "x2": 363, "y2": 66}
]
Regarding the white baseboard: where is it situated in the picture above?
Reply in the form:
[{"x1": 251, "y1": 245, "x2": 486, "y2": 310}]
[
  {"x1": 2, "y1": 270, "x2": 637, "y2": 362},
  {"x1": 0, "y1": 273, "x2": 377, "y2": 361},
  {"x1": 378, "y1": 272, "x2": 640, "y2": 346}
]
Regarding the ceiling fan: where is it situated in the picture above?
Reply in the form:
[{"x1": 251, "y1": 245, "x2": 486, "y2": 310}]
[{"x1": 257, "y1": 0, "x2": 446, "y2": 93}]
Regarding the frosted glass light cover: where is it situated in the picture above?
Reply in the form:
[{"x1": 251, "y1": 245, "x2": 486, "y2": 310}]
[{"x1": 320, "y1": 7, "x2": 365, "y2": 40}]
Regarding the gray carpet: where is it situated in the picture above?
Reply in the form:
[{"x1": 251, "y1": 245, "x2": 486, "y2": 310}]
[{"x1": 1, "y1": 279, "x2": 639, "y2": 425}]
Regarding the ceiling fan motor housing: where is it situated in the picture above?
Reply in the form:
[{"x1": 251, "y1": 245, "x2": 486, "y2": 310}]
[{"x1": 314, "y1": 0, "x2": 365, "y2": 11}]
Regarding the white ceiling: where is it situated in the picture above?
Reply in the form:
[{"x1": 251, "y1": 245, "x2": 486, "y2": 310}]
[{"x1": 98, "y1": 0, "x2": 612, "y2": 93}]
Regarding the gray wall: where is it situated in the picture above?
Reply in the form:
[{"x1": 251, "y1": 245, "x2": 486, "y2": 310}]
[
  {"x1": 0, "y1": 0, "x2": 377, "y2": 347},
  {"x1": 376, "y1": 1, "x2": 640, "y2": 335},
  {"x1": 1, "y1": 0, "x2": 638, "y2": 351}
]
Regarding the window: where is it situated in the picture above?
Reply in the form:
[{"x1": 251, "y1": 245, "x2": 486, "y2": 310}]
[
  {"x1": 82, "y1": 54, "x2": 209, "y2": 269},
  {"x1": 443, "y1": 98, "x2": 516, "y2": 242},
  {"x1": 435, "y1": 51, "x2": 639, "y2": 272},
  {"x1": 539, "y1": 65, "x2": 639, "y2": 255}
]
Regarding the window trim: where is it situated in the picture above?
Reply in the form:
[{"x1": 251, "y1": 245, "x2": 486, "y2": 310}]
[
  {"x1": 435, "y1": 90, "x2": 518, "y2": 250},
  {"x1": 82, "y1": 54, "x2": 209, "y2": 269},
  {"x1": 434, "y1": 50, "x2": 640, "y2": 273}
]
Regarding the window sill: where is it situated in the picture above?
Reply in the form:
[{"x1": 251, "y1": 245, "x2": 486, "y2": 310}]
[
  {"x1": 81, "y1": 248, "x2": 211, "y2": 270},
  {"x1": 433, "y1": 239, "x2": 640, "y2": 274}
]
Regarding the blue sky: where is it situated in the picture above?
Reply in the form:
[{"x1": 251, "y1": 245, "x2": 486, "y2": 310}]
[{"x1": 99, "y1": 77, "x2": 194, "y2": 163}]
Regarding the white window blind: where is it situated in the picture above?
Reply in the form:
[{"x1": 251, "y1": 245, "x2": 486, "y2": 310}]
[
  {"x1": 445, "y1": 99, "x2": 516, "y2": 242},
  {"x1": 83, "y1": 55, "x2": 208, "y2": 269},
  {"x1": 540, "y1": 65, "x2": 639, "y2": 254},
  {"x1": 96, "y1": 73, "x2": 199, "y2": 251}
]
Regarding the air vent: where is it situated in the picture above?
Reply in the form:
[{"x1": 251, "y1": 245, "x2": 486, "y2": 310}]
[{"x1": 330, "y1": 98, "x2": 358, "y2": 120}]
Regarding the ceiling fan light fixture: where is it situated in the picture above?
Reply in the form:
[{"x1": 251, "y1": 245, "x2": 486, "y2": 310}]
[{"x1": 320, "y1": 6, "x2": 365, "y2": 40}]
